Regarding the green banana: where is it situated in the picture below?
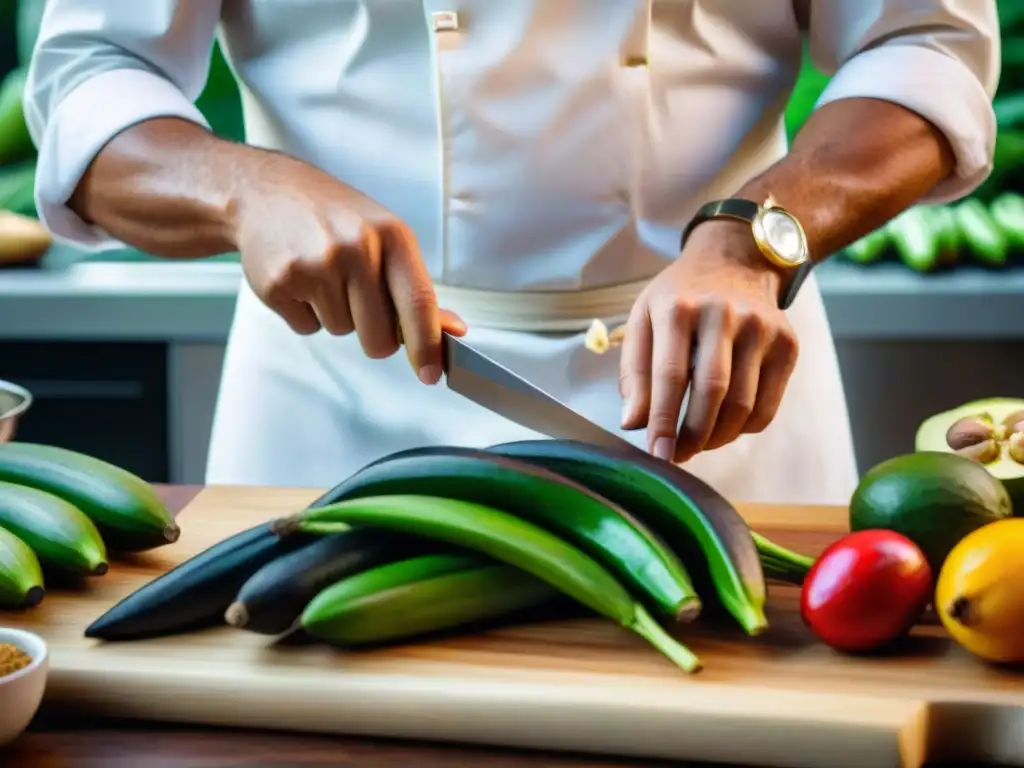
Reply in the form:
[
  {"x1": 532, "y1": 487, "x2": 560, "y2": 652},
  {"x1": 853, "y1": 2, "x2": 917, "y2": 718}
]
[
  {"x1": 0, "y1": 161, "x2": 36, "y2": 217},
  {"x1": 227, "y1": 527, "x2": 444, "y2": 635},
  {"x1": 486, "y1": 439, "x2": 770, "y2": 634},
  {"x1": 0, "y1": 67, "x2": 34, "y2": 168},
  {"x1": 0, "y1": 481, "x2": 108, "y2": 576},
  {"x1": 275, "y1": 494, "x2": 703, "y2": 673},
  {"x1": 927, "y1": 205, "x2": 963, "y2": 265},
  {"x1": 301, "y1": 553, "x2": 562, "y2": 646},
  {"x1": 311, "y1": 446, "x2": 701, "y2": 622},
  {"x1": 887, "y1": 207, "x2": 939, "y2": 273},
  {"x1": 994, "y1": 92, "x2": 1024, "y2": 131},
  {"x1": 843, "y1": 228, "x2": 889, "y2": 265},
  {"x1": 0, "y1": 524, "x2": 44, "y2": 608},
  {"x1": 989, "y1": 193, "x2": 1024, "y2": 250},
  {"x1": 0, "y1": 442, "x2": 179, "y2": 552},
  {"x1": 956, "y1": 198, "x2": 1009, "y2": 267}
]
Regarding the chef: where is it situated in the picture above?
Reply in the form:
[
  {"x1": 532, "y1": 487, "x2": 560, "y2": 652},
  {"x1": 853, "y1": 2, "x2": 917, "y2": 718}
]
[{"x1": 24, "y1": 2, "x2": 997, "y2": 504}]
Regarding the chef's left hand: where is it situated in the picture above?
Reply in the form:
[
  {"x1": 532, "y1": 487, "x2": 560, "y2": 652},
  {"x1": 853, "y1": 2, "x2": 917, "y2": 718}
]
[{"x1": 619, "y1": 220, "x2": 800, "y2": 463}]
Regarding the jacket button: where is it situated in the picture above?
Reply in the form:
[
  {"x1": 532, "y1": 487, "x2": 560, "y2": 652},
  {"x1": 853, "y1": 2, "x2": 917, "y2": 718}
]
[{"x1": 431, "y1": 11, "x2": 460, "y2": 32}]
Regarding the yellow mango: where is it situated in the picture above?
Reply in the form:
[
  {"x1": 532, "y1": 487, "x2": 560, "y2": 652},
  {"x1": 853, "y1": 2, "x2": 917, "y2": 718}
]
[{"x1": 936, "y1": 518, "x2": 1024, "y2": 664}]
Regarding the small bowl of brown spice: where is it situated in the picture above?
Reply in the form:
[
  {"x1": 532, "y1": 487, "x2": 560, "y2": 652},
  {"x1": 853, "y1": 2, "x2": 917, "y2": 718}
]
[{"x1": 0, "y1": 628, "x2": 48, "y2": 747}]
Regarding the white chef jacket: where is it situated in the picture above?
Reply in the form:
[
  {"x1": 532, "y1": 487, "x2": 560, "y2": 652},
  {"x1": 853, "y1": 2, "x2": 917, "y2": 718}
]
[{"x1": 23, "y1": 1, "x2": 998, "y2": 503}]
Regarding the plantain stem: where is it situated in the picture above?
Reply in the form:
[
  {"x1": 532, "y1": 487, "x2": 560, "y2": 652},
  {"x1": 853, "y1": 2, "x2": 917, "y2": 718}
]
[
  {"x1": 269, "y1": 515, "x2": 301, "y2": 538},
  {"x1": 272, "y1": 515, "x2": 351, "y2": 538},
  {"x1": 752, "y1": 532, "x2": 815, "y2": 571},
  {"x1": 760, "y1": 561, "x2": 807, "y2": 586},
  {"x1": 631, "y1": 605, "x2": 702, "y2": 673},
  {"x1": 300, "y1": 521, "x2": 351, "y2": 536},
  {"x1": 224, "y1": 602, "x2": 249, "y2": 628},
  {"x1": 163, "y1": 523, "x2": 181, "y2": 543},
  {"x1": 674, "y1": 595, "x2": 702, "y2": 624}
]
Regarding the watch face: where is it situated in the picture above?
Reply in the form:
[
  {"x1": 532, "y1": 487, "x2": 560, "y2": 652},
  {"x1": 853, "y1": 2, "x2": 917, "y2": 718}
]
[{"x1": 761, "y1": 210, "x2": 807, "y2": 265}]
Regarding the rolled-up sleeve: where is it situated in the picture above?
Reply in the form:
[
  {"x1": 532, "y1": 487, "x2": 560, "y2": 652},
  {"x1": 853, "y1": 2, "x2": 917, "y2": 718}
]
[
  {"x1": 808, "y1": 0, "x2": 1000, "y2": 203},
  {"x1": 24, "y1": 1, "x2": 222, "y2": 249}
]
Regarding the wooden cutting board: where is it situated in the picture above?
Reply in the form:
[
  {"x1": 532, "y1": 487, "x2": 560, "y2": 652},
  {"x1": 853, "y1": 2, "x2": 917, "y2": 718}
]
[{"x1": 2, "y1": 485, "x2": 1023, "y2": 768}]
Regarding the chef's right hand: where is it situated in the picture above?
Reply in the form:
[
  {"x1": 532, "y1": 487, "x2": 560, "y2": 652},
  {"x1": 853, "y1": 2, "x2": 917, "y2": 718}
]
[{"x1": 232, "y1": 154, "x2": 466, "y2": 385}]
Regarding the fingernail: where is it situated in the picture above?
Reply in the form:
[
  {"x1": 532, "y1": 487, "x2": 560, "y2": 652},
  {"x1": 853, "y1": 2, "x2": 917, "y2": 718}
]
[
  {"x1": 417, "y1": 364, "x2": 443, "y2": 385},
  {"x1": 620, "y1": 399, "x2": 635, "y2": 427},
  {"x1": 652, "y1": 436, "x2": 674, "y2": 461}
]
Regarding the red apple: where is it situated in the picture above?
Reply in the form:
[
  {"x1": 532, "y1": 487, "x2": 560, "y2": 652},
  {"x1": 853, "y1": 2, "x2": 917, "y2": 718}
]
[{"x1": 800, "y1": 529, "x2": 933, "y2": 653}]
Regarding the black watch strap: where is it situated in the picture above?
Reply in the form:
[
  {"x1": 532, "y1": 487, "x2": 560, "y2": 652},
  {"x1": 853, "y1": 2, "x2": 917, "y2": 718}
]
[
  {"x1": 680, "y1": 198, "x2": 813, "y2": 311},
  {"x1": 681, "y1": 199, "x2": 760, "y2": 241}
]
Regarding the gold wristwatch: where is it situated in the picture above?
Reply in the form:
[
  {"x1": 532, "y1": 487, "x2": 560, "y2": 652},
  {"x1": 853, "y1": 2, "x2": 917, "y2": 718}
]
[{"x1": 680, "y1": 196, "x2": 812, "y2": 310}]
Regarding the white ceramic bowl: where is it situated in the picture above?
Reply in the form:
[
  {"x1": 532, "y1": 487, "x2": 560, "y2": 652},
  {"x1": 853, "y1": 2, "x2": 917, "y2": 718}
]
[
  {"x1": 0, "y1": 379, "x2": 33, "y2": 444},
  {"x1": 0, "y1": 628, "x2": 49, "y2": 748}
]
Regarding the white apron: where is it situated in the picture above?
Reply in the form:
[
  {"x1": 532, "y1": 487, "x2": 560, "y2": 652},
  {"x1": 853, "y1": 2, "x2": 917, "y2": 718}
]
[{"x1": 205, "y1": 0, "x2": 859, "y2": 505}]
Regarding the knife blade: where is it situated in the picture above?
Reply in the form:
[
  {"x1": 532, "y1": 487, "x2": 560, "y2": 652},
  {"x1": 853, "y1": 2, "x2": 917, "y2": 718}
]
[{"x1": 441, "y1": 332, "x2": 648, "y2": 456}]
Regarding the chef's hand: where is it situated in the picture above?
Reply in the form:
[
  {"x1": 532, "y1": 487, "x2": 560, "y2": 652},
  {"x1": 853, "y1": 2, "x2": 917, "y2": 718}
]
[
  {"x1": 233, "y1": 155, "x2": 466, "y2": 385},
  {"x1": 619, "y1": 220, "x2": 799, "y2": 463}
]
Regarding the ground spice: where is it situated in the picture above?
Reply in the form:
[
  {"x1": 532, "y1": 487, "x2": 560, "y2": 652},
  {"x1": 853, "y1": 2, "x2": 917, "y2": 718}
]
[{"x1": 0, "y1": 642, "x2": 33, "y2": 677}]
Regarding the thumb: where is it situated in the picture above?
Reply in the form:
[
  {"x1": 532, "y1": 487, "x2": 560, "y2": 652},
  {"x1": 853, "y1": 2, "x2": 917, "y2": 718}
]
[{"x1": 440, "y1": 308, "x2": 468, "y2": 336}]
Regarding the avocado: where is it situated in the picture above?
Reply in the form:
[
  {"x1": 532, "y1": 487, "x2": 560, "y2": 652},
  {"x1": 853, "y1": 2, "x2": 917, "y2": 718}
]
[
  {"x1": 915, "y1": 397, "x2": 1024, "y2": 512},
  {"x1": 849, "y1": 451, "x2": 1013, "y2": 574}
]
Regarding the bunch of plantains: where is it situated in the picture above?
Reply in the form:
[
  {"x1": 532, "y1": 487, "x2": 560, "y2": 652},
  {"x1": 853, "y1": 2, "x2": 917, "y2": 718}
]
[{"x1": 85, "y1": 441, "x2": 815, "y2": 675}]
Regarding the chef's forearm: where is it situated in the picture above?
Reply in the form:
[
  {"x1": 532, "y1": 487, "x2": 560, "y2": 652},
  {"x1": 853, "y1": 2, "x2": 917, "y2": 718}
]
[
  {"x1": 737, "y1": 97, "x2": 957, "y2": 263},
  {"x1": 69, "y1": 117, "x2": 250, "y2": 259}
]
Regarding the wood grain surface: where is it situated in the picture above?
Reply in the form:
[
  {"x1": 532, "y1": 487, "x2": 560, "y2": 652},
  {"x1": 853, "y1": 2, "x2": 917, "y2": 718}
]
[{"x1": 2, "y1": 485, "x2": 1022, "y2": 768}]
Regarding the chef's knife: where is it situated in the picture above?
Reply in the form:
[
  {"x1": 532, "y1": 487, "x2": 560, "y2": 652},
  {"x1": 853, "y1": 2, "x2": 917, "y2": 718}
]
[{"x1": 441, "y1": 332, "x2": 648, "y2": 456}]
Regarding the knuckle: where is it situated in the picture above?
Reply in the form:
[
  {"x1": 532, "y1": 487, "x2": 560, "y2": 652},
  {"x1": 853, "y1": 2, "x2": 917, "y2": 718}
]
[
  {"x1": 617, "y1": 370, "x2": 631, "y2": 396},
  {"x1": 774, "y1": 326, "x2": 800, "y2": 358},
  {"x1": 618, "y1": 368, "x2": 639, "y2": 389},
  {"x1": 725, "y1": 395, "x2": 755, "y2": 419},
  {"x1": 357, "y1": 219, "x2": 382, "y2": 248},
  {"x1": 263, "y1": 261, "x2": 303, "y2": 304},
  {"x1": 648, "y1": 414, "x2": 679, "y2": 436},
  {"x1": 377, "y1": 217, "x2": 417, "y2": 258},
  {"x1": 321, "y1": 240, "x2": 352, "y2": 271},
  {"x1": 701, "y1": 375, "x2": 730, "y2": 400},
  {"x1": 376, "y1": 216, "x2": 408, "y2": 240},
  {"x1": 654, "y1": 297, "x2": 697, "y2": 327},
  {"x1": 712, "y1": 299, "x2": 737, "y2": 328},
  {"x1": 327, "y1": 224, "x2": 377, "y2": 272},
  {"x1": 330, "y1": 207, "x2": 369, "y2": 240},
  {"x1": 656, "y1": 361, "x2": 690, "y2": 387},
  {"x1": 402, "y1": 284, "x2": 439, "y2": 315},
  {"x1": 737, "y1": 309, "x2": 768, "y2": 343}
]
